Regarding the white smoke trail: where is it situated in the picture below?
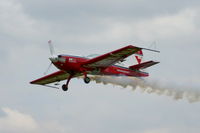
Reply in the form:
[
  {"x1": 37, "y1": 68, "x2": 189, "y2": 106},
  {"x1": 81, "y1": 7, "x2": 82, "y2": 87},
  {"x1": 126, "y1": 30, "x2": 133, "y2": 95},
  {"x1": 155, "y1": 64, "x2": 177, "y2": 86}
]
[{"x1": 88, "y1": 75, "x2": 200, "y2": 103}]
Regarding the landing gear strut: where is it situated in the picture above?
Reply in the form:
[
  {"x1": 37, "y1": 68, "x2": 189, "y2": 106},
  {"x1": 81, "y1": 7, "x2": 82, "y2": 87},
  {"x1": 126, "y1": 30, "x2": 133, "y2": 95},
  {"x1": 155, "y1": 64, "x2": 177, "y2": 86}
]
[{"x1": 62, "y1": 74, "x2": 73, "y2": 91}]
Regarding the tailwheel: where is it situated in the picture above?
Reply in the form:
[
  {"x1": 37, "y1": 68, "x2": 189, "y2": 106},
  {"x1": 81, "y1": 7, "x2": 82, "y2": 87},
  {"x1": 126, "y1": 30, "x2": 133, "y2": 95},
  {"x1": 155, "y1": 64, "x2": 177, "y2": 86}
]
[
  {"x1": 84, "y1": 77, "x2": 91, "y2": 84},
  {"x1": 62, "y1": 84, "x2": 68, "y2": 91}
]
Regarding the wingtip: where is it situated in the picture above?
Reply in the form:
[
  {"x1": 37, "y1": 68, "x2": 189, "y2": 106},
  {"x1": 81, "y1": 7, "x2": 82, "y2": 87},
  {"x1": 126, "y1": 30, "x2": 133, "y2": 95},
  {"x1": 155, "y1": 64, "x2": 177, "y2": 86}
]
[
  {"x1": 30, "y1": 80, "x2": 36, "y2": 84},
  {"x1": 142, "y1": 48, "x2": 160, "y2": 53},
  {"x1": 154, "y1": 61, "x2": 160, "y2": 65}
]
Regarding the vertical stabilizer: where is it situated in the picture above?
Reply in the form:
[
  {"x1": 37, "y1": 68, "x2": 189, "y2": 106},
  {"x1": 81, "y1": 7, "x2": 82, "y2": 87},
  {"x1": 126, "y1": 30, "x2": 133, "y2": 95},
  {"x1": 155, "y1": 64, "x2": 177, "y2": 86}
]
[{"x1": 135, "y1": 50, "x2": 143, "y2": 64}]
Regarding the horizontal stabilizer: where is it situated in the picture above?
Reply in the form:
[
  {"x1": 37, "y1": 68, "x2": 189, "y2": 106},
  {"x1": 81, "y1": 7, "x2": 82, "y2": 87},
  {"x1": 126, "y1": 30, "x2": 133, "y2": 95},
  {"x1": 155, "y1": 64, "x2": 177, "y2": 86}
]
[{"x1": 129, "y1": 61, "x2": 159, "y2": 70}]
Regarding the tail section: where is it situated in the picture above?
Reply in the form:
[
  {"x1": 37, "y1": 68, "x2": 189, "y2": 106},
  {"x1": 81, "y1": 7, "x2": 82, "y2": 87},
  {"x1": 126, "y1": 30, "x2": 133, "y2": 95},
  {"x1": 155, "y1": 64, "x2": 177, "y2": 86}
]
[{"x1": 132, "y1": 48, "x2": 159, "y2": 70}]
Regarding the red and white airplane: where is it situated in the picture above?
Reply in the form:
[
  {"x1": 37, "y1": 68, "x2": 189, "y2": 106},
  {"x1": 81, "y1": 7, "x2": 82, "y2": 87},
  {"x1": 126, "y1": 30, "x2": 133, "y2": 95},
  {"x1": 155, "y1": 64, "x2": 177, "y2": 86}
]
[{"x1": 30, "y1": 41, "x2": 159, "y2": 91}]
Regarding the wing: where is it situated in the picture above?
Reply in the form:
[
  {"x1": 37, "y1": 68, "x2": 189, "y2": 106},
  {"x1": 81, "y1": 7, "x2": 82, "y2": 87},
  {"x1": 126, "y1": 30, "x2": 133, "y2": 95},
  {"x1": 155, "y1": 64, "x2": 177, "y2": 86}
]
[
  {"x1": 82, "y1": 45, "x2": 142, "y2": 68},
  {"x1": 30, "y1": 70, "x2": 69, "y2": 85}
]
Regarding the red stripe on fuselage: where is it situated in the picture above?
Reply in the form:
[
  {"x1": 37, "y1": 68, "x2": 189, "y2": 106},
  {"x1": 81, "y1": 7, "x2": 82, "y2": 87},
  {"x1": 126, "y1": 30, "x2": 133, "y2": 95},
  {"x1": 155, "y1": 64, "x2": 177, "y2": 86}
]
[{"x1": 102, "y1": 65, "x2": 149, "y2": 77}]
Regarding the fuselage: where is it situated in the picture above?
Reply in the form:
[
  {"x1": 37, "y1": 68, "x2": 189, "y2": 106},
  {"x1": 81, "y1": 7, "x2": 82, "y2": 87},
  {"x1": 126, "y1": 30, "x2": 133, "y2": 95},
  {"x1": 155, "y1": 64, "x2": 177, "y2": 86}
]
[{"x1": 51, "y1": 54, "x2": 149, "y2": 77}]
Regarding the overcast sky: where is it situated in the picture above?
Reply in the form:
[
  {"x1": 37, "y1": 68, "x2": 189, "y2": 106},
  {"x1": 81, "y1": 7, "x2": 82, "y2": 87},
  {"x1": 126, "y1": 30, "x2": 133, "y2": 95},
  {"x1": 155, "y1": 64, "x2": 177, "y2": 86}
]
[{"x1": 0, "y1": 0, "x2": 200, "y2": 133}]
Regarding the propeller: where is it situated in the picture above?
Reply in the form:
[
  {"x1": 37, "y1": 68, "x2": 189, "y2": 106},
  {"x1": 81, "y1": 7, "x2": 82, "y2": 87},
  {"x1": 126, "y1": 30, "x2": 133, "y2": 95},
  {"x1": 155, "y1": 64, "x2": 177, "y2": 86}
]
[
  {"x1": 48, "y1": 40, "x2": 59, "y2": 62},
  {"x1": 44, "y1": 62, "x2": 52, "y2": 75},
  {"x1": 44, "y1": 40, "x2": 57, "y2": 75},
  {"x1": 48, "y1": 40, "x2": 55, "y2": 56}
]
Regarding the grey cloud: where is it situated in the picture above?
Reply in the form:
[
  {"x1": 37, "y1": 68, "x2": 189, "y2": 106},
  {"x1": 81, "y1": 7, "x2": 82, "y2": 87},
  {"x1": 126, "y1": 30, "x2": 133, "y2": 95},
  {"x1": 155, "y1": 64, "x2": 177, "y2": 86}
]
[
  {"x1": 0, "y1": 107, "x2": 72, "y2": 133},
  {"x1": 20, "y1": 0, "x2": 200, "y2": 20},
  {"x1": 14, "y1": 0, "x2": 200, "y2": 40}
]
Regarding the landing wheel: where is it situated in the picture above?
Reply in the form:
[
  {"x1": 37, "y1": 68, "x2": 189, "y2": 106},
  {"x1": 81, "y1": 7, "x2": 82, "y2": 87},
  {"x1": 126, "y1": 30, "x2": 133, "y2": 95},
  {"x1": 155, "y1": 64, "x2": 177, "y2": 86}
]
[
  {"x1": 84, "y1": 77, "x2": 90, "y2": 84},
  {"x1": 62, "y1": 84, "x2": 68, "y2": 91}
]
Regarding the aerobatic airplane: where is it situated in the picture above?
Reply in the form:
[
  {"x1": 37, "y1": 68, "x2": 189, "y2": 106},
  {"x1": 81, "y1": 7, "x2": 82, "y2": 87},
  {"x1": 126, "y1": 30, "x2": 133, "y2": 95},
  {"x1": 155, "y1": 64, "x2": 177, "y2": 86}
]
[{"x1": 30, "y1": 41, "x2": 159, "y2": 91}]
